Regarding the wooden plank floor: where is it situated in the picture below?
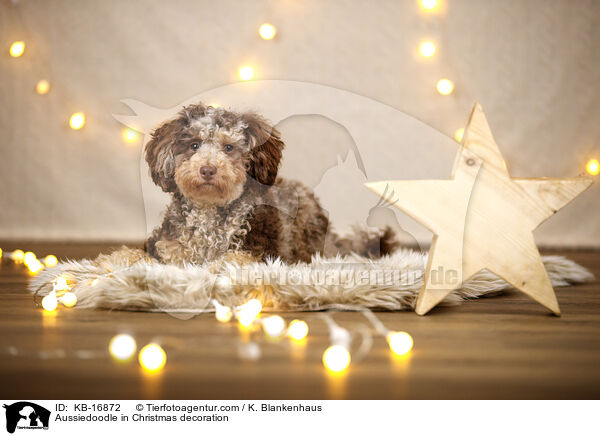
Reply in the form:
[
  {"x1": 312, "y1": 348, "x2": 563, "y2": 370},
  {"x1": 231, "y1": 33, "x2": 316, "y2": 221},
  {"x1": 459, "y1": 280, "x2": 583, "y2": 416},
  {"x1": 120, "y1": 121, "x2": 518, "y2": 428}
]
[{"x1": 1, "y1": 242, "x2": 599, "y2": 399}]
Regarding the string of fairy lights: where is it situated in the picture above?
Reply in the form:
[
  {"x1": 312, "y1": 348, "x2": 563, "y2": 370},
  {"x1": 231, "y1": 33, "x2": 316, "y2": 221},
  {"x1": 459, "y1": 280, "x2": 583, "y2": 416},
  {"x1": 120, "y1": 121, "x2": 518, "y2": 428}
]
[
  {"x1": 3, "y1": 0, "x2": 598, "y2": 375},
  {"x1": 8, "y1": 2, "x2": 598, "y2": 172}
]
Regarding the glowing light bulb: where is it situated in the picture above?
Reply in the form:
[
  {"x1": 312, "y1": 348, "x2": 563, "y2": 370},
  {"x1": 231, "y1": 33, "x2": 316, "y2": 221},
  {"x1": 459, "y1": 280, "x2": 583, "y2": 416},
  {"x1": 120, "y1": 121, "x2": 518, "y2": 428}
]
[
  {"x1": 9, "y1": 41, "x2": 25, "y2": 57},
  {"x1": 55, "y1": 276, "x2": 70, "y2": 291},
  {"x1": 61, "y1": 292, "x2": 77, "y2": 308},
  {"x1": 259, "y1": 23, "x2": 277, "y2": 40},
  {"x1": 215, "y1": 305, "x2": 233, "y2": 323},
  {"x1": 237, "y1": 298, "x2": 262, "y2": 327},
  {"x1": 287, "y1": 319, "x2": 309, "y2": 341},
  {"x1": 27, "y1": 259, "x2": 44, "y2": 274},
  {"x1": 0, "y1": 248, "x2": 2, "y2": 259},
  {"x1": 41, "y1": 294, "x2": 58, "y2": 312},
  {"x1": 262, "y1": 315, "x2": 286, "y2": 338},
  {"x1": 24, "y1": 251, "x2": 36, "y2": 266},
  {"x1": 11, "y1": 249, "x2": 24, "y2": 263},
  {"x1": 419, "y1": 41, "x2": 436, "y2": 57},
  {"x1": 586, "y1": 158, "x2": 599, "y2": 176},
  {"x1": 420, "y1": 0, "x2": 439, "y2": 11},
  {"x1": 109, "y1": 334, "x2": 137, "y2": 361},
  {"x1": 44, "y1": 255, "x2": 58, "y2": 267},
  {"x1": 387, "y1": 331, "x2": 414, "y2": 356},
  {"x1": 239, "y1": 66, "x2": 255, "y2": 81},
  {"x1": 437, "y1": 79, "x2": 454, "y2": 95},
  {"x1": 36, "y1": 80, "x2": 50, "y2": 95},
  {"x1": 122, "y1": 128, "x2": 138, "y2": 143},
  {"x1": 455, "y1": 127, "x2": 464, "y2": 143},
  {"x1": 69, "y1": 112, "x2": 85, "y2": 130},
  {"x1": 139, "y1": 343, "x2": 167, "y2": 372},
  {"x1": 323, "y1": 345, "x2": 351, "y2": 373}
]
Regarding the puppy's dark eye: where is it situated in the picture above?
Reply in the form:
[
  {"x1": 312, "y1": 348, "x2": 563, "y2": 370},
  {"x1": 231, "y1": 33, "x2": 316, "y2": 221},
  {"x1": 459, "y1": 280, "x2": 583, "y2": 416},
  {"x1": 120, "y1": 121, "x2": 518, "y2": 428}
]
[
  {"x1": 191, "y1": 143, "x2": 200, "y2": 151},
  {"x1": 224, "y1": 144, "x2": 234, "y2": 153}
]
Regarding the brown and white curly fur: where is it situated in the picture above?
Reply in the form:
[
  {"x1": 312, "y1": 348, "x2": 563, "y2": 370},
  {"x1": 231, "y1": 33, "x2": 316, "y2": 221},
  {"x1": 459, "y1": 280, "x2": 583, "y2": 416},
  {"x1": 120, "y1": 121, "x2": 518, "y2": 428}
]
[{"x1": 145, "y1": 103, "x2": 397, "y2": 266}]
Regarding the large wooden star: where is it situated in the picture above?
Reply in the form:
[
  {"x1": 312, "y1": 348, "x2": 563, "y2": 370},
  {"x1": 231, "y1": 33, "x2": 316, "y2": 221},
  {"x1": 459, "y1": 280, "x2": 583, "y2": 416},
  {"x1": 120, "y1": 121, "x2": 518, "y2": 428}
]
[{"x1": 366, "y1": 103, "x2": 592, "y2": 315}]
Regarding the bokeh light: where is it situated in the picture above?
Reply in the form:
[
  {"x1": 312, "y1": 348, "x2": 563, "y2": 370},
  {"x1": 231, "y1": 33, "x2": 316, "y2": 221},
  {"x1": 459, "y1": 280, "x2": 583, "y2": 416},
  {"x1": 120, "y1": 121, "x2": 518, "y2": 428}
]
[
  {"x1": 139, "y1": 343, "x2": 167, "y2": 372},
  {"x1": 9, "y1": 41, "x2": 25, "y2": 57},
  {"x1": 61, "y1": 292, "x2": 78, "y2": 308},
  {"x1": 287, "y1": 319, "x2": 309, "y2": 341},
  {"x1": 69, "y1": 112, "x2": 86, "y2": 130},
  {"x1": 44, "y1": 255, "x2": 58, "y2": 267},
  {"x1": 109, "y1": 334, "x2": 137, "y2": 361},
  {"x1": 215, "y1": 306, "x2": 233, "y2": 323},
  {"x1": 239, "y1": 66, "x2": 255, "y2": 81},
  {"x1": 41, "y1": 294, "x2": 58, "y2": 312},
  {"x1": 586, "y1": 158, "x2": 599, "y2": 176},
  {"x1": 420, "y1": 0, "x2": 439, "y2": 11},
  {"x1": 386, "y1": 331, "x2": 414, "y2": 356},
  {"x1": 36, "y1": 80, "x2": 50, "y2": 95},
  {"x1": 262, "y1": 315, "x2": 286, "y2": 338},
  {"x1": 419, "y1": 41, "x2": 436, "y2": 57},
  {"x1": 122, "y1": 128, "x2": 138, "y2": 143},
  {"x1": 323, "y1": 345, "x2": 351, "y2": 373},
  {"x1": 11, "y1": 249, "x2": 24, "y2": 263},
  {"x1": 259, "y1": 23, "x2": 277, "y2": 40},
  {"x1": 436, "y1": 78, "x2": 454, "y2": 95}
]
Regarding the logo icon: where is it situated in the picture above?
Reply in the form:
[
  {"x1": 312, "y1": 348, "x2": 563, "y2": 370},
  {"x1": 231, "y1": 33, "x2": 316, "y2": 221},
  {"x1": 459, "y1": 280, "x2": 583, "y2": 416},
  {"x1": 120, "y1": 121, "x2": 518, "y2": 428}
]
[{"x1": 3, "y1": 402, "x2": 50, "y2": 434}]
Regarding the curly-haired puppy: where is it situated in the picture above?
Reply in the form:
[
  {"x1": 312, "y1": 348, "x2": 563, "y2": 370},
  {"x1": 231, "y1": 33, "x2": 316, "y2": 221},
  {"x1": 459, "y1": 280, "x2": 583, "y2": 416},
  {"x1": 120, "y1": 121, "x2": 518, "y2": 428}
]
[{"x1": 144, "y1": 103, "x2": 397, "y2": 266}]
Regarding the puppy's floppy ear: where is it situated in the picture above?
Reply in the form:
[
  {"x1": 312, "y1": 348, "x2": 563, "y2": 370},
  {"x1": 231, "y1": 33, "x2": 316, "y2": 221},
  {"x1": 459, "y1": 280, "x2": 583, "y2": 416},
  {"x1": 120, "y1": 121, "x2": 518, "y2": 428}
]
[
  {"x1": 144, "y1": 116, "x2": 187, "y2": 193},
  {"x1": 242, "y1": 112, "x2": 285, "y2": 186}
]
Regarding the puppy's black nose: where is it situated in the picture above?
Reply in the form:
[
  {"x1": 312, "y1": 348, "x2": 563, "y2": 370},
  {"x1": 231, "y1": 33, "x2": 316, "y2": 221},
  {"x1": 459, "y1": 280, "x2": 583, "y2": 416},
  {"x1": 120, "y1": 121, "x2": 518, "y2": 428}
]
[{"x1": 200, "y1": 165, "x2": 217, "y2": 180}]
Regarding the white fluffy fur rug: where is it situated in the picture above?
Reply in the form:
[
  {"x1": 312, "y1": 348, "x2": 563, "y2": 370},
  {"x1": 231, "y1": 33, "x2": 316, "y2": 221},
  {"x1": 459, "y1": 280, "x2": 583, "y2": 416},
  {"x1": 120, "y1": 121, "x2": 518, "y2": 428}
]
[{"x1": 28, "y1": 247, "x2": 593, "y2": 313}]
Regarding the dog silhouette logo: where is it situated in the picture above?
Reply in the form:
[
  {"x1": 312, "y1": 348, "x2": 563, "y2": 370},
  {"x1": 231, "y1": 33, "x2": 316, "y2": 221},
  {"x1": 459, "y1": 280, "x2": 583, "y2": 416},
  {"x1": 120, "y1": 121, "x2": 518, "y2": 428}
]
[{"x1": 3, "y1": 402, "x2": 50, "y2": 433}]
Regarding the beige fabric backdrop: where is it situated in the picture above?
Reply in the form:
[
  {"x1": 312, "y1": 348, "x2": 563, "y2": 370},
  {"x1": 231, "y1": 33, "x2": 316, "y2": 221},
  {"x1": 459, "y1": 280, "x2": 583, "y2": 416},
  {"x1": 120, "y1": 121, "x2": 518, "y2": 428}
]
[{"x1": 0, "y1": 0, "x2": 598, "y2": 246}]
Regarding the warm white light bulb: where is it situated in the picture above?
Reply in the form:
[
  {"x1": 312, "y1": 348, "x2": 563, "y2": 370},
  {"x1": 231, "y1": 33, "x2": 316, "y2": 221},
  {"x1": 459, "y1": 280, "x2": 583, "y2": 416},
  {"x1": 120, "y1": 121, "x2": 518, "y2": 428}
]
[
  {"x1": 215, "y1": 306, "x2": 233, "y2": 323},
  {"x1": 455, "y1": 128, "x2": 464, "y2": 143},
  {"x1": 55, "y1": 276, "x2": 70, "y2": 291},
  {"x1": 69, "y1": 112, "x2": 85, "y2": 130},
  {"x1": 44, "y1": 255, "x2": 58, "y2": 267},
  {"x1": 237, "y1": 299, "x2": 262, "y2": 327},
  {"x1": 27, "y1": 259, "x2": 44, "y2": 274},
  {"x1": 24, "y1": 251, "x2": 36, "y2": 266},
  {"x1": 287, "y1": 319, "x2": 309, "y2": 341},
  {"x1": 9, "y1": 41, "x2": 25, "y2": 57},
  {"x1": 122, "y1": 128, "x2": 138, "y2": 143},
  {"x1": 239, "y1": 66, "x2": 255, "y2": 81},
  {"x1": 387, "y1": 331, "x2": 414, "y2": 356},
  {"x1": 437, "y1": 79, "x2": 454, "y2": 95},
  {"x1": 259, "y1": 23, "x2": 277, "y2": 40},
  {"x1": 139, "y1": 343, "x2": 167, "y2": 372},
  {"x1": 323, "y1": 345, "x2": 351, "y2": 372},
  {"x1": 420, "y1": 0, "x2": 439, "y2": 11},
  {"x1": 11, "y1": 249, "x2": 25, "y2": 263},
  {"x1": 419, "y1": 41, "x2": 436, "y2": 57},
  {"x1": 36, "y1": 80, "x2": 50, "y2": 95},
  {"x1": 586, "y1": 158, "x2": 599, "y2": 176},
  {"x1": 61, "y1": 292, "x2": 78, "y2": 308},
  {"x1": 109, "y1": 334, "x2": 137, "y2": 361},
  {"x1": 41, "y1": 294, "x2": 58, "y2": 312},
  {"x1": 262, "y1": 315, "x2": 286, "y2": 338}
]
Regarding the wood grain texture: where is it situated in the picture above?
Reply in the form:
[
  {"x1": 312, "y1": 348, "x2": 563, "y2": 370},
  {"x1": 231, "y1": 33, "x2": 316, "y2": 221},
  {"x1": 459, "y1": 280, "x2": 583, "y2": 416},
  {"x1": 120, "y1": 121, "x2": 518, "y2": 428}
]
[
  {"x1": 366, "y1": 104, "x2": 593, "y2": 315},
  {"x1": 0, "y1": 242, "x2": 599, "y2": 399}
]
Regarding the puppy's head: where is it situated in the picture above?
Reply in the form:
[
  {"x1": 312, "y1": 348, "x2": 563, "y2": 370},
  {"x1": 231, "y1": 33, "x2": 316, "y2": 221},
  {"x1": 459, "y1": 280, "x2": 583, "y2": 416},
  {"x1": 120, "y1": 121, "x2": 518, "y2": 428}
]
[{"x1": 145, "y1": 103, "x2": 284, "y2": 206}]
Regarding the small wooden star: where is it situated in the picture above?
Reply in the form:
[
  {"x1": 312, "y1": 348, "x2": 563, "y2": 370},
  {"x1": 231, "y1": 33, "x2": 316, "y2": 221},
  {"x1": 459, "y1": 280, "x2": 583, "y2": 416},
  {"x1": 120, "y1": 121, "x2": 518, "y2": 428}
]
[{"x1": 366, "y1": 103, "x2": 592, "y2": 315}]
